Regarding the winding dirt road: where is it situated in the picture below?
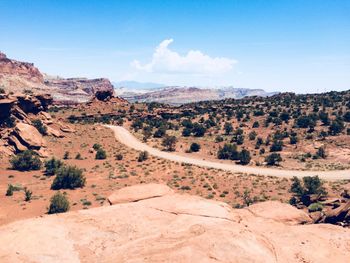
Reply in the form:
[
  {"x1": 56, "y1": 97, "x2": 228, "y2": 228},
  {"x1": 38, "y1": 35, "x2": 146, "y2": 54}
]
[{"x1": 106, "y1": 125, "x2": 350, "y2": 181}]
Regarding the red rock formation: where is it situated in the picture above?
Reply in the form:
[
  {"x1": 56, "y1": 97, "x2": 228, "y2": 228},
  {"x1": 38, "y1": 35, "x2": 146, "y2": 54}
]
[
  {"x1": 0, "y1": 52, "x2": 44, "y2": 83},
  {"x1": 0, "y1": 52, "x2": 116, "y2": 103}
]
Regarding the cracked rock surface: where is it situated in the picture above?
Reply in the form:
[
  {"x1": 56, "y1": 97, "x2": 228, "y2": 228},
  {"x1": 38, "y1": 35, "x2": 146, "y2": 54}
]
[{"x1": 0, "y1": 184, "x2": 349, "y2": 263}]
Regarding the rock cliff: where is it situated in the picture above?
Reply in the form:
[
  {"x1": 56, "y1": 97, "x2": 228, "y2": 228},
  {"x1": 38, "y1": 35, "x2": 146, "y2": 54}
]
[{"x1": 0, "y1": 52, "x2": 115, "y2": 104}]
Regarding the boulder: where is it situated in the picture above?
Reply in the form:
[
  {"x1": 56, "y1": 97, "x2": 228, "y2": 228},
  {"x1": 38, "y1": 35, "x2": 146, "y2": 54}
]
[
  {"x1": 16, "y1": 94, "x2": 42, "y2": 113},
  {"x1": 7, "y1": 135, "x2": 27, "y2": 152},
  {"x1": 13, "y1": 123, "x2": 44, "y2": 149},
  {"x1": 35, "y1": 94, "x2": 53, "y2": 110},
  {"x1": 59, "y1": 123, "x2": 75, "y2": 133},
  {"x1": 247, "y1": 200, "x2": 312, "y2": 225},
  {"x1": 0, "y1": 184, "x2": 349, "y2": 263},
  {"x1": 108, "y1": 183, "x2": 174, "y2": 205},
  {"x1": 46, "y1": 125, "x2": 63, "y2": 138}
]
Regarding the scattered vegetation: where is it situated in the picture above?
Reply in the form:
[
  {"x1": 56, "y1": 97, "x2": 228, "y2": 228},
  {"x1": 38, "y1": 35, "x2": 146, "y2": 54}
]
[
  {"x1": 51, "y1": 165, "x2": 86, "y2": 190},
  {"x1": 10, "y1": 150, "x2": 42, "y2": 171},
  {"x1": 48, "y1": 192, "x2": 70, "y2": 214}
]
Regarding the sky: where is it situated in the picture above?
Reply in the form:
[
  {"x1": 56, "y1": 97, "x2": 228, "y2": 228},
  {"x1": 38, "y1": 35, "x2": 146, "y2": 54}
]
[{"x1": 0, "y1": 0, "x2": 349, "y2": 93}]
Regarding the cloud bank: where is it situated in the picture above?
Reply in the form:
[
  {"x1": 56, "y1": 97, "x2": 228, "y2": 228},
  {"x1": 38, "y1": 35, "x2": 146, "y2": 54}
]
[{"x1": 131, "y1": 39, "x2": 237, "y2": 75}]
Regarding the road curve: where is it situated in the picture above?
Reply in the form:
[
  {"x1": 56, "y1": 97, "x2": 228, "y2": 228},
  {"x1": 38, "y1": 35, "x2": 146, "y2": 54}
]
[{"x1": 105, "y1": 125, "x2": 350, "y2": 181}]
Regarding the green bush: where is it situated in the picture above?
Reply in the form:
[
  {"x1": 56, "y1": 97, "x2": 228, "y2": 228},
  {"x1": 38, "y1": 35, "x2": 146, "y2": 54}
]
[
  {"x1": 63, "y1": 151, "x2": 70, "y2": 159},
  {"x1": 10, "y1": 150, "x2": 42, "y2": 171},
  {"x1": 24, "y1": 187, "x2": 32, "y2": 202},
  {"x1": 291, "y1": 176, "x2": 327, "y2": 198},
  {"x1": 308, "y1": 202, "x2": 323, "y2": 212},
  {"x1": 44, "y1": 157, "x2": 64, "y2": 176},
  {"x1": 265, "y1": 153, "x2": 282, "y2": 166},
  {"x1": 218, "y1": 144, "x2": 239, "y2": 160},
  {"x1": 92, "y1": 143, "x2": 102, "y2": 150},
  {"x1": 115, "y1": 154, "x2": 123, "y2": 160},
  {"x1": 6, "y1": 184, "x2": 15, "y2": 196},
  {"x1": 239, "y1": 149, "x2": 251, "y2": 165},
  {"x1": 48, "y1": 192, "x2": 70, "y2": 214},
  {"x1": 162, "y1": 135, "x2": 177, "y2": 151},
  {"x1": 190, "y1": 142, "x2": 201, "y2": 152},
  {"x1": 32, "y1": 119, "x2": 47, "y2": 135},
  {"x1": 95, "y1": 148, "x2": 107, "y2": 160},
  {"x1": 138, "y1": 151, "x2": 149, "y2": 162},
  {"x1": 51, "y1": 165, "x2": 86, "y2": 190}
]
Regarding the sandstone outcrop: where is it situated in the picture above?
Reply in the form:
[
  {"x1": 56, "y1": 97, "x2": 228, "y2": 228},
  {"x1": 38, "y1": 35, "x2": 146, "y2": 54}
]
[
  {"x1": 0, "y1": 52, "x2": 116, "y2": 104},
  {"x1": 0, "y1": 184, "x2": 349, "y2": 263},
  {"x1": 13, "y1": 123, "x2": 44, "y2": 149},
  {"x1": 0, "y1": 52, "x2": 44, "y2": 83},
  {"x1": 0, "y1": 92, "x2": 56, "y2": 156}
]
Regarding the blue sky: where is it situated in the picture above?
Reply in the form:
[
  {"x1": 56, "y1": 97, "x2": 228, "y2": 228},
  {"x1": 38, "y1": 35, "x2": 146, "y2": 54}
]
[{"x1": 0, "y1": 0, "x2": 349, "y2": 93}]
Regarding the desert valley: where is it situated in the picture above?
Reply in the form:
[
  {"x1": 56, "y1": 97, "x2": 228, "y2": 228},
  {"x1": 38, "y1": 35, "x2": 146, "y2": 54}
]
[
  {"x1": 1, "y1": 1, "x2": 350, "y2": 262},
  {"x1": 0, "y1": 50, "x2": 350, "y2": 262}
]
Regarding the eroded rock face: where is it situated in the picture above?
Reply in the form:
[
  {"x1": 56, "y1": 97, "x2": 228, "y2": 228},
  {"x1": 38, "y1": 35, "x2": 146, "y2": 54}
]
[
  {"x1": 0, "y1": 184, "x2": 349, "y2": 263},
  {"x1": 0, "y1": 52, "x2": 116, "y2": 104},
  {"x1": 13, "y1": 123, "x2": 44, "y2": 149},
  {"x1": 45, "y1": 77, "x2": 115, "y2": 103},
  {"x1": 0, "y1": 52, "x2": 44, "y2": 83}
]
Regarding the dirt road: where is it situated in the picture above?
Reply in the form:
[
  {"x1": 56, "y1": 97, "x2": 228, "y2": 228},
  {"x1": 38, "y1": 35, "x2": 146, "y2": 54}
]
[{"x1": 106, "y1": 125, "x2": 350, "y2": 181}]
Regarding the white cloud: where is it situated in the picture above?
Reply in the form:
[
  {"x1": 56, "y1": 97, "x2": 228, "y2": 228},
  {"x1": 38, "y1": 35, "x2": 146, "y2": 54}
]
[{"x1": 131, "y1": 39, "x2": 237, "y2": 75}]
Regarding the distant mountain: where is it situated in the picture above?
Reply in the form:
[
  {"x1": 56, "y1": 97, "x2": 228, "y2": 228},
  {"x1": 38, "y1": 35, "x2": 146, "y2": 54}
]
[
  {"x1": 113, "y1": 81, "x2": 165, "y2": 90},
  {"x1": 119, "y1": 86, "x2": 278, "y2": 105}
]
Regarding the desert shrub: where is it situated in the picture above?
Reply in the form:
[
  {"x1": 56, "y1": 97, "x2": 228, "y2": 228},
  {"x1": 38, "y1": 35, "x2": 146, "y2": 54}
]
[
  {"x1": 265, "y1": 153, "x2": 282, "y2": 166},
  {"x1": 290, "y1": 135, "x2": 298, "y2": 145},
  {"x1": 308, "y1": 202, "x2": 323, "y2": 212},
  {"x1": 343, "y1": 111, "x2": 350, "y2": 122},
  {"x1": 32, "y1": 119, "x2": 47, "y2": 135},
  {"x1": 296, "y1": 115, "x2": 315, "y2": 129},
  {"x1": 75, "y1": 153, "x2": 82, "y2": 160},
  {"x1": 329, "y1": 119, "x2": 344, "y2": 135},
  {"x1": 252, "y1": 121, "x2": 260, "y2": 128},
  {"x1": 44, "y1": 157, "x2": 64, "y2": 176},
  {"x1": 189, "y1": 142, "x2": 201, "y2": 152},
  {"x1": 0, "y1": 87, "x2": 5, "y2": 94},
  {"x1": 51, "y1": 165, "x2": 86, "y2": 190},
  {"x1": 24, "y1": 187, "x2": 32, "y2": 201},
  {"x1": 224, "y1": 122, "x2": 233, "y2": 135},
  {"x1": 316, "y1": 146, "x2": 326, "y2": 159},
  {"x1": 138, "y1": 151, "x2": 149, "y2": 162},
  {"x1": 154, "y1": 127, "x2": 166, "y2": 138},
  {"x1": 249, "y1": 131, "x2": 257, "y2": 141},
  {"x1": 162, "y1": 135, "x2": 177, "y2": 151},
  {"x1": 215, "y1": 135, "x2": 224, "y2": 143},
  {"x1": 63, "y1": 151, "x2": 70, "y2": 159},
  {"x1": 6, "y1": 184, "x2": 15, "y2": 196},
  {"x1": 270, "y1": 140, "x2": 283, "y2": 152},
  {"x1": 95, "y1": 148, "x2": 107, "y2": 160},
  {"x1": 182, "y1": 127, "x2": 192, "y2": 137},
  {"x1": 48, "y1": 192, "x2": 70, "y2": 214},
  {"x1": 115, "y1": 154, "x2": 123, "y2": 160},
  {"x1": 192, "y1": 123, "x2": 206, "y2": 137},
  {"x1": 291, "y1": 176, "x2": 326, "y2": 197},
  {"x1": 217, "y1": 143, "x2": 239, "y2": 160},
  {"x1": 10, "y1": 150, "x2": 42, "y2": 171},
  {"x1": 93, "y1": 143, "x2": 102, "y2": 150},
  {"x1": 239, "y1": 149, "x2": 251, "y2": 165}
]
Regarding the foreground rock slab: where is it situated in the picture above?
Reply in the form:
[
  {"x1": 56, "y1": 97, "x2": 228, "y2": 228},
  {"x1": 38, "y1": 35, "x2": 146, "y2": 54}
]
[{"x1": 0, "y1": 184, "x2": 349, "y2": 263}]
